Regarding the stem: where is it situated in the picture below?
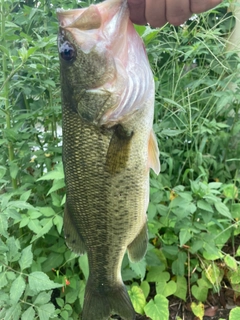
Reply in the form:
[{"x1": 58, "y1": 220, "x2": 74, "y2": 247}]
[{"x1": 1, "y1": 0, "x2": 17, "y2": 189}]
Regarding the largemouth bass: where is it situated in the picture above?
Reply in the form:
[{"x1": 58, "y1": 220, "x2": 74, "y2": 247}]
[{"x1": 57, "y1": 0, "x2": 160, "y2": 319}]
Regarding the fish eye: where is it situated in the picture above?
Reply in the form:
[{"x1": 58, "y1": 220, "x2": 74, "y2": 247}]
[{"x1": 59, "y1": 41, "x2": 76, "y2": 62}]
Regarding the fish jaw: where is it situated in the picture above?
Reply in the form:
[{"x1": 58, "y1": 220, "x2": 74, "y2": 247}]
[{"x1": 57, "y1": 0, "x2": 154, "y2": 128}]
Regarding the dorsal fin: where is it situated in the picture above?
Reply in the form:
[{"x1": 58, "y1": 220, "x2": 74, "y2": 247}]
[{"x1": 148, "y1": 129, "x2": 160, "y2": 174}]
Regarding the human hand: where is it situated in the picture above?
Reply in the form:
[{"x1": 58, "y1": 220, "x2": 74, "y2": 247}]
[{"x1": 127, "y1": 0, "x2": 222, "y2": 27}]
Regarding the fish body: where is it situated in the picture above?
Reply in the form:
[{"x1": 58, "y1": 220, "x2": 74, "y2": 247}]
[{"x1": 57, "y1": 0, "x2": 160, "y2": 319}]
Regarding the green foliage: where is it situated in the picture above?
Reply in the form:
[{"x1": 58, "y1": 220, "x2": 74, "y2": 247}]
[{"x1": 1, "y1": 0, "x2": 240, "y2": 319}]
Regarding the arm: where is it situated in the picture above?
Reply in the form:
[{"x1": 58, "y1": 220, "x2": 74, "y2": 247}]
[{"x1": 128, "y1": 0, "x2": 222, "y2": 27}]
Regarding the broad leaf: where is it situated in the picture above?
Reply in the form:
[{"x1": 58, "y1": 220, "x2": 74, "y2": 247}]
[
  {"x1": 144, "y1": 294, "x2": 169, "y2": 320},
  {"x1": 28, "y1": 271, "x2": 62, "y2": 294},
  {"x1": 128, "y1": 285, "x2": 146, "y2": 315}
]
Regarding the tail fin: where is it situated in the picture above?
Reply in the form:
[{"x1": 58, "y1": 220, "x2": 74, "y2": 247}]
[{"x1": 81, "y1": 279, "x2": 135, "y2": 320}]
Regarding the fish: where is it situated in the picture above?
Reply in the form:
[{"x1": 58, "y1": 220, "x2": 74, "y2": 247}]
[{"x1": 57, "y1": 0, "x2": 160, "y2": 319}]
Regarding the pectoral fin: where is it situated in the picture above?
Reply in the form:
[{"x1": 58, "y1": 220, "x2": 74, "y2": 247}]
[
  {"x1": 148, "y1": 129, "x2": 160, "y2": 174},
  {"x1": 127, "y1": 222, "x2": 148, "y2": 263},
  {"x1": 64, "y1": 204, "x2": 86, "y2": 255}
]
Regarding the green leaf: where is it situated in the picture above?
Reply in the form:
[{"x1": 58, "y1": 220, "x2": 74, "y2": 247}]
[
  {"x1": 191, "y1": 278, "x2": 209, "y2": 302},
  {"x1": 223, "y1": 184, "x2": 238, "y2": 199},
  {"x1": 174, "y1": 276, "x2": 187, "y2": 301},
  {"x1": 204, "y1": 264, "x2": 224, "y2": 286},
  {"x1": 231, "y1": 204, "x2": 240, "y2": 219},
  {"x1": 79, "y1": 254, "x2": 89, "y2": 280},
  {"x1": 140, "y1": 281, "x2": 150, "y2": 299},
  {"x1": 156, "y1": 280, "x2": 177, "y2": 297},
  {"x1": 10, "y1": 275, "x2": 26, "y2": 303},
  {"x1": 4, "y1": 304, "x2": 21, "y2": 320},
  {"x1": 191, "y1": 301, "x2": 204, "y2": 320},
  {"x1": 37, "y1": 165, "x2": 64, "y2": 181},
  {"x1": 197, "y1": 200, "x2": 213, "y2": 212},
  {"x1": 34, "y1": 291, "x2": 52, "y2": 305},
  {"x1": 38, "y1": 206, "x2": 56, "y2": 217},
  {"x1": 28, "y1": 271, "x2": 62, "y2": 294},
  {"x1": 171, "y1": 252, "x2": 187, "y2": 276},
  {"x1": 0, "y1": 273, "x2": 8, "y2": 289},
  {"x1": 229, "y1": 307, "x2": 240, "y2": 320},
  {"x1": 128, "y1": 285, "x2": 146, "y2": 315},
  {"x1": 146, "y1": 266, "x2": 166, "y2": 282},
  {"x1": 179, "y1": 229, "x2": 192, "y2": 247},
  {"x1": 144, "y1": 294, "x2": 169, "y2": 320},
  {"x1": 21, "y1": 306, "x2": 35, "y2": 320},
  {"x1": 214, "y1": 202, "x2": 232, "y2": 219},
  {"x1": 9, "y1": 162, "x2": 19, "y2": 179},
  {"x1": 31, "y1": 218, "x2": 53, "y2": 242},
  {"x1": 0, "y1": 165, "x2": 7, "y2": 179},
  {"x1": 20, "y1": 190, "x2": 32, "y2": 201},
  {"x1": 224, "y1": 255, "x2": 237, "y2": 271},
  {"x1": 227, "y1": 268, "x2": 240, "y2": 285},
  {"x1": 129, "y1": 258, "x2": 147, "y2": 280},
  {"x1": 0, "y1": 213, "x2": 8, "y2": 238},
  {"x1": 37, "y1": 303, "x2": 55, "y2": 320},
  {"x1": 47, "y1": 179, "x2": 65, "y2": 195},
  {"x1": 53, "y1": 215, "x2": 63, "y2": 234},
  {"x1": 19, "y1": 245, "x2": 33, "y2": 270}
]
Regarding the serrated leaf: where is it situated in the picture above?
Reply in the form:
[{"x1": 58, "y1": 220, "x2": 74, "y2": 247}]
[
  {"x1": 191, "y1": 301, "x2": 204, "y2": 320},
  {"x1": 128, "y1": 285, "x2": 146, "y2": 315},
  {"x1": 19, "y1": 245, "x2": 33, "y2": 270},
  {"x1": 0, "y1": 213, "x2": 8, "y2": 237},
  {"x1": 31, "y1": 218, "x2": 53, "y2": 242},
  {"x1": 34, "y1": 291, "x2": 52, "y2": 305},
  {"x1": 144, "y1": 294, "x2": 169, "y2": 320},
  {"x1": 129, "y1": 258, "x2": 147, "y2": 280},
  {"x1": 37, "y1": 303, "x2": 55, "y2": 320},
  {"x1": 0, "y1": 273, "x2": 8, "y2": 289},
  {"x1": 38, "y1": 207, "x2": 56, "y2": 217},
  {"x1": 4, "y1": 304, "x2": 21, "y2": 320},
  {"x1": 224, "y1": 254, "x2": 237, "y2": 271},
  {"x1": 10, "y1": 275, "x2": 26, "y2": 303},
  {"x1": 21, "y1": 306, "x2": 35, "y2": 320},
  {"x1": 215, "y1": 202, "x2": 232, "y2": 219},
  {"x1": 28, "y1": 271, "x2": 62, "y2": 294},
  {"x1": 156, "y1": 280, "x2": 177, "y2": 297}
]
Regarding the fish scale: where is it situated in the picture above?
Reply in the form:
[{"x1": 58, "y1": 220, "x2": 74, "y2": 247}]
[{"x1": 57, "y1": 0, "x2": 160, "y2": 319}]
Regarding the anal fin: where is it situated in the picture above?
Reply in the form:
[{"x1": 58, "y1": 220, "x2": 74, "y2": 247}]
[
  {"x1": 64, "y1": 204, "x2": 86, "y2": 255},
  {"x1": 127, "y1": 222, "x2": 148, "y2": 263}
]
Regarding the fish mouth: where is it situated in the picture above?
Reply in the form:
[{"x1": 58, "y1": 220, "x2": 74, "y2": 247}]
[{"x1": 57, "y1": 0, "x2": 129, "y2": 55}]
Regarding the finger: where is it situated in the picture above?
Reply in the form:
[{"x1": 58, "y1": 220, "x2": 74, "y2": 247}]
[
  {"x1": 190, "y1": 0, "x2": 222, "y2": 13},
  {"x1": 145, "y1": 0, "x2": 167, "y2": 28},
  {"x1": 127, "y1": 0, "x2": 147, "y2": 25},
  {"x1": 166, "y1": 0, "x2": 192, "y2": 26}
]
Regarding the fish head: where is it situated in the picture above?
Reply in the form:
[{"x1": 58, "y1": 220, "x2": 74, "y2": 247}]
[{"x1": 57, "y1": 0, "x2": 154, "y2": 126}]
